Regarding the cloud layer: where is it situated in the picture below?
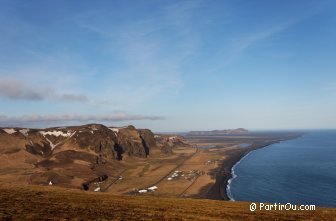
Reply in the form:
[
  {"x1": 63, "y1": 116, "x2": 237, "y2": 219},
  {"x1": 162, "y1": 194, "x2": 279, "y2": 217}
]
[
  {"x1": 0, "y1": 113, "x2": 164, "y2": 127},
  {"x1": 0, "y1": 79, "x2": 88, "y2": 102}
]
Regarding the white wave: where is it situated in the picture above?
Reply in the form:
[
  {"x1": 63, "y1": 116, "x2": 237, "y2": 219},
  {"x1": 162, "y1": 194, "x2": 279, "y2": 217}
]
[{"x1": 226, "y1": 151, "x2": 253, "y2": 201}]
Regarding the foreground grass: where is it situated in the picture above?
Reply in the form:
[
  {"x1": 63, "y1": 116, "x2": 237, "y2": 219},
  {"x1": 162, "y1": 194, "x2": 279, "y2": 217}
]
[{"x1": 0, "y1": 183, "x2": 335, "y2": 221}]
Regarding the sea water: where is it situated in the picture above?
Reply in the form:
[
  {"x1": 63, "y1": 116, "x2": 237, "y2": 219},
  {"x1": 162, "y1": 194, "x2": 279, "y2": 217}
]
[{"x1": 228, "y1": 130, "x2": 336, "y2": 207}]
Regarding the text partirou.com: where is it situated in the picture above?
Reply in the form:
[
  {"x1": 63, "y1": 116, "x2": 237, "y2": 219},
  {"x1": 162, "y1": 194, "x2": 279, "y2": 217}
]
[{"x1": 249, "y1": 203, "x2": 316, "y2": 211}]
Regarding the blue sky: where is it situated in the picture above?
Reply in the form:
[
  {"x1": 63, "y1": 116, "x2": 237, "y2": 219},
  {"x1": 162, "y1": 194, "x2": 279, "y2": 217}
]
[{"x1": 0, "y1": 0, "x2": 336, "y2": 131}]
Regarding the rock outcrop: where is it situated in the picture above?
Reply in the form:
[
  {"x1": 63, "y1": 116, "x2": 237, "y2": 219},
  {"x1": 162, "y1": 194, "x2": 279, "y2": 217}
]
[
  {"x1": 0, "y1": 124, "x2": 166, "y2": 186},
  {"x1": 0, "y1": 124, "x2": 192, "y2": 188},
  {"x1": 154, "y1": 135, "x2": 190, "y2": 154}
]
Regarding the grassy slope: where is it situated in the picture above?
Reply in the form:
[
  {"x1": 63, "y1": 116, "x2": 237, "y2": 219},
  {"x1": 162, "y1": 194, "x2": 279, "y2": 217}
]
[{"x1": 0, "y1": 184, "x2": 335, "y2": 221}]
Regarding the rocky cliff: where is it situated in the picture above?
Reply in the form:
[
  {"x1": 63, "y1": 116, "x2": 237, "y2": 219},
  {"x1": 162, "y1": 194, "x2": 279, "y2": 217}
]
[
  {"x1": 0, "y1": 124, "x2": 164, "y2": 162},
  {"x1": 0, "y1": 124, "x2": 181, "y2": 187}
]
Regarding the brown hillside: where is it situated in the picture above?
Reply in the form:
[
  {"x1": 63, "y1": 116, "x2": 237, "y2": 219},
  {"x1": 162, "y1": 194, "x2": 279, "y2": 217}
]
[
  {"x1": 0, "y1": 184, "x2": 335, "y2": 221},
  {"x1": 0, "y1": 125, "x2": 185, "y2": 190}
]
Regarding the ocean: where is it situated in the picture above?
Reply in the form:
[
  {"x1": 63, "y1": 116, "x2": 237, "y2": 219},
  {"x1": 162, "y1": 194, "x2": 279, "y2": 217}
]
[{"x1": 227, "y1": 130, "x2": 336, "y2": 207}]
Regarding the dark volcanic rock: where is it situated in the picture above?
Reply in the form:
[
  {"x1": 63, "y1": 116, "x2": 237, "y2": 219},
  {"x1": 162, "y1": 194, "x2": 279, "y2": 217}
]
[
  {"x1": 154, "y1": 135, "x2": 190, "y2": 154},
  {"x1": 73, "y1": 124, "x2": 117, "y2": 161},
  {"x1": 0, "y1": 124, "x2": 177, "y2": 188},
  {"x1": 25, "y1": 141, "x2": 52, "y2": 157},
  {"x1": 114, "y1": 126, "x2": 157, "y2": 158},
  {"x1": 1, "y1": 124, "x2": 162, "y2": 164},
  {"x1": 138, "y1": 129, "x2": 157, "y2": 148}
]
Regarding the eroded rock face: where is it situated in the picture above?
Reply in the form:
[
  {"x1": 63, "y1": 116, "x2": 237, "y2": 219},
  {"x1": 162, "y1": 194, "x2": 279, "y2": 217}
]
[
  {"x1": 72, "y1": 125, "x2": 118, "y2": 161},
  {"x1": 2, "y1": 124, "x2": 160, "y2": 163},
  {"x1": 26, "y1": 140, "x2": 52, "y2": 157},
  {"x1": 0, "y1": 124, "x2": 181, "y2": 187},
  {"x1": 153, "y1": 135, "x2": 191, "y2": 155},
  {"x1": 116, "y1": 126, "x2": 148, "y2": 158},
  {"x1": 138, "y1": 129, "x2": 156, "y2": 148}
]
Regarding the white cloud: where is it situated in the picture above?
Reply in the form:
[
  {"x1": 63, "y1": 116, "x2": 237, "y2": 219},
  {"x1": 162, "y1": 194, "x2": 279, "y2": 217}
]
[
  {"x1": 0, "y1": 113, "x2": 164, "y2": 127},
  {"x1": 0, "y1": 78, "x2": 88, "y2": 102}
]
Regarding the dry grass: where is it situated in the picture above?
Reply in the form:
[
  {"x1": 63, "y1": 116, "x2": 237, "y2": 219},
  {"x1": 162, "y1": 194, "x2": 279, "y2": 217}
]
[
  {"x1": 0, "y1": 183, "x2": 335, "y2": 221},
  {"x1": 138, "y1": 163, "x2": 151, "y2": 177}
]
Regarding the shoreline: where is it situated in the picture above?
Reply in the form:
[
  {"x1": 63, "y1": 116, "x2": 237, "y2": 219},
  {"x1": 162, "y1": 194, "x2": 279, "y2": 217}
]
[
  {"x1": 205, "y1": 140, "x2": 285, "y2": 200},
  {"x1": 226, "y1": 151, "x2": 253, "y2": 201},
  {"x1": 222, "y1": 142, "x2": 279, "y2": 200},
  {"x1": 211, "y1": 135, "x2": 304, "y2": 201}
]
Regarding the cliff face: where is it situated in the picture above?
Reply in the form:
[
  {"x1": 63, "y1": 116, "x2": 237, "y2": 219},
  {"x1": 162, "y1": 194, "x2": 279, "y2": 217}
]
[
  {"x1": 0, "y1": 124, "x2": 167, "y2": 187},
  {"x1": 2, "y1": 124, "x2": 159, "y2": 162},
  {"x1": 154, "y1": 135, "x2": 190, "y2": 154}
]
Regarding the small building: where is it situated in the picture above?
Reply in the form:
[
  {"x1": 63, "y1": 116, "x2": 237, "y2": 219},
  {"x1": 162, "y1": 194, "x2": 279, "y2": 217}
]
[
  {"x1": 94, "y1": 187, "x2": 101, "y2": 192},
  {"x1": 148, "y1": 186, "x2": 158, "y2": 191},
  {"x1": 139, "y1": 189, "x2": 147, "y2": 193}
]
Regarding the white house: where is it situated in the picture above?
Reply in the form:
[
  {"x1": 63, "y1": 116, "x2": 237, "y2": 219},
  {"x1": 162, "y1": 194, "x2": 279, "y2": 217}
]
[
  {"x1": 148, "y1": 186, "x2": 158, "y2": 191},
  {"x1": 94, "y1": 187, "x2": 101, "y2": 192},
  {"x1": 139, "y1": 189, "x2": 147, "y2": 193}
]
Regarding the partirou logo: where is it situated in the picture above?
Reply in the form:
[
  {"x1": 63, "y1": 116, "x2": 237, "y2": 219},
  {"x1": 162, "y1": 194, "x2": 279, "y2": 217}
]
[{"x1": 249, "y1": 203, "x2": 316, "y2": 212}]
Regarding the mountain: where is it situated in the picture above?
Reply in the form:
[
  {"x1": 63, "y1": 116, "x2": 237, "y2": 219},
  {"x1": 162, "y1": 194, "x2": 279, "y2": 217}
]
[
  {"x1": 0, "y1": 124, "x2": 188, "y2": 189},
  {"x1": 187, "y1": 128, "x2": 249, "y2": 136}
]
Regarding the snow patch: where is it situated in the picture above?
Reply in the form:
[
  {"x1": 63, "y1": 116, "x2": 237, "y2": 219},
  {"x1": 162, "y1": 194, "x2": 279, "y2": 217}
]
[
  {"x1": 109, "y1": 128, "x2": 119, "y2": 133},
  {"x1": 109, "y1": 126, "x2": 127, "y2": 134},
  {"x1": 19, "y1": 129, "x2": 29, "y2": 136},
  {"x1": 40, "y1": 131, "x2": 76, "y2": 150},
  {"x1": 40, "y1": 130, "x2": 75, "y2": 137},
  {"x1": 3, "y1": 128, "x2": 16, "y2": 134},
  {"x1": 45, "y1": 138, "x2": 57, "y2": 150}
]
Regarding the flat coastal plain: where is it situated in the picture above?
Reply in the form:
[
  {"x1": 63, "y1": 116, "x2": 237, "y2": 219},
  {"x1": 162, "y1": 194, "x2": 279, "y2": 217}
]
[{"x1": 100, "y1": 132, "x2": 304, "y2": 200}]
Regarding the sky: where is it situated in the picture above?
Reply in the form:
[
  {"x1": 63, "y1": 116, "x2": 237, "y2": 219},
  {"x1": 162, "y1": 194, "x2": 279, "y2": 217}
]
[{"x1": 0, "y1": 0, "x2": 336, "y2": 132}]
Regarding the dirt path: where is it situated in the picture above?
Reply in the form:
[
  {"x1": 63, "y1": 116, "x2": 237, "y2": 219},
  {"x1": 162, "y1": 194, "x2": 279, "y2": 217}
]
[
  {"x1": 101, "y1": 169, "x2": 127, "y2": 192},
  {"x1": 178, "y1": 175, "x2": 200, "y2": 197}
]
